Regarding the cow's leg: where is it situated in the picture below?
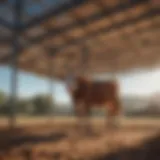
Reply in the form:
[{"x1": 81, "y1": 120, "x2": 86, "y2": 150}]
[
  {"x1": 73, "y1": 101, "x2": 83, "y2": 131},
  {"x1": 106, "y1": 103, "x2": 114, "y2": 130},
  {"x1": 74, "y1": 101, "x2": 92, "y2": 135},
  {"x1": 75, "y1": 101, "x2": 91, "y2": 134},
  {"x1": 77, "y1": 104, "x2": 90, "y2": 134},
  {"x1": 107, "y1": 98, "x2": 122, "y2": 130},
  {"x1": 113, "y1": 97, "x2": 122, "y2": 129},
  {"x1": 74, "y1": 101, "x2": 88, "y2": 134},
  {"x1": 107, "y1": 98, "x2": 123, "y2": 157},
  {"x1": 83, "y1": 105, "x2": 92, "y2": 134}
]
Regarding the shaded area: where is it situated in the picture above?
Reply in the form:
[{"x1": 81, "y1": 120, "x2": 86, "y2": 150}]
[
  {"x1": 0, "y1": 127, "x2": 67, "y2": 153},
  {"x1": 1, "y1": 0, "x2": 159, "y2": 77},
  {"x1": 0, "y1": 121, "x2": 159, "y2": 160},
  {"x1": 93, "y1": 134, "x2": 160, "y2": 160},
  {"x1": 118, "y1": 124, "x2": 160, "y2": 132}
]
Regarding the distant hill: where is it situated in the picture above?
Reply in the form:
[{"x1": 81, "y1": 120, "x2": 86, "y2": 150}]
[
  {"x1": 18, "y1": 92, "x2": 160, "y2": 117},
  {"x1": 121, "y1": 95, "x2": 150, "y2": 111},
  {"x1": 53, "y1": 94, "x2": 160, "y2": 117},
  {"x1": 121, "y1": 94, "x2": 160, "y2": 116}
]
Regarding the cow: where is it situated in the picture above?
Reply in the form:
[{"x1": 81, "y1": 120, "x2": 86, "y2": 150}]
[{"x1": 64, "y1": 74, "x2": 122, "y2": 132}]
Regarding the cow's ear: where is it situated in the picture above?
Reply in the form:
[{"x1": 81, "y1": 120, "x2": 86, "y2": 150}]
[
  {"x1": 72, "y1": 80, "x2": 78, "y2": 90},
  {"x1": 66, "y1": 80, "x2": 78, "y2": 93},
  {"x1": 65, "y1": 74, "x2": 75, "y2": 88}
]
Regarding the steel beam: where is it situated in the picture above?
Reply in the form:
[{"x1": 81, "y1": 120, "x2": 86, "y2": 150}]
[
  {"x1": 49, "y1": 8, "x2": 159, "y2": 56},
  {"x1": 0, "y1": 18, "x2": 13, "y2": 30},
  {"x1": 9, "y1": 0, "x2": 23, "y2": 129},
  {"x1": 24, "y1": 0, "x2": 149, "y2": 48},
  {"x1": 1, "y1": 1, "x2": 156, "y2": 63},
  {"x1": 48, "y1": 57, "x2": 54, "y2": 118},
  {"x1": 80, "y1": 43, "x2": 89, "y2": 75},
  {"x1": 48, "y1": 54, "x2": 54, "y2": 97},
  {"x1": 0, "y1": 0, "x2": 148, "y2": 48},
  {"x1": 1, "y1": 7, "x2": 157, "y2": 65},
  {"x1": 24, "y1": 0, "x2": 87, "y2": 30}
]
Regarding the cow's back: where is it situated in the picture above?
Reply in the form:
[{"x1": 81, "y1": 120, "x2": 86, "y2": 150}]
[
  {"x1": 72, "y1": 77, "x2": 119, "y2": 106},
  {"x1": 88, "y1": 81, "x2": 118, "y2": 105}
]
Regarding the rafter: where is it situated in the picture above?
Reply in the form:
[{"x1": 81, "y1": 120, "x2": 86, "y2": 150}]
[
  {"x1": 0, "y1": 17, "x2": 13, "y2": 30},
  {"x1": 23, "y1": 0, "x2": 88, "y2": 30},
  {"x1": 0, "y1": 0, "x2": 159, "y2": 77},
  {"x1": 2, "y1": 5, "x2": 157, "y2": 64},
  {"x1": 25, "y1": 0, "x2": 150, "y2": 46},
  {"x1": 50, "y1": 8, "x2": 159, "y2": 54}
]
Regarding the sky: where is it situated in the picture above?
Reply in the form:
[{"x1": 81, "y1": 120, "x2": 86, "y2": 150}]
[
  {"x1": 0, "y1": 66, "x2": 71, "y2": 105},
  {"x1": 1, "y1": 65, "x2": 160, "y2": 105},
  {"x1": 0, "y1": 0, "x2": 69, "y2": 23}
]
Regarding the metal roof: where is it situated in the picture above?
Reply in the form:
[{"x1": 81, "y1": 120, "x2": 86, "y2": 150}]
[{"x1": 0, "y1": 0, "x2": 159, "y2": 78}]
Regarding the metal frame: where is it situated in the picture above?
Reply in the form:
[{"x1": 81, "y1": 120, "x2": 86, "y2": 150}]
[
  {"x1": 0, "y1": 0, "x2": 87, "y2": 30},
  {"x1": 0, "y1": 18, "x2": 13, "y2": 30},
  {"x1": 1, "y1": 7, "x2": 158, "y2": 64},
  {"x1": 24, "y1": 0, "x2": 87, "y2": 30},
  {"x1": 9, "y1": 0, "x2": 23, "y2": 129},
  {"x1": 48, "y1": 55, "x2": 54, "y2": 118},
  {"x1": 26, "y1": 0, "x2": 149, "y2": 46},
  {"x1": 1, "y1": 0, "x2": 156, "y2": 63},
  {"x1": 81, "y1": 43, "x2": 89, "y2": 75}
]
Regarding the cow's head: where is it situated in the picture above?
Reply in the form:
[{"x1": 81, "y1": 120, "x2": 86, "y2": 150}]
[
  {"x1": 65, "y1": 73, "x2": 78, "y2": 93},
  {"x1": 65, "y1": 74, "x2": 90, "y2": 93}
]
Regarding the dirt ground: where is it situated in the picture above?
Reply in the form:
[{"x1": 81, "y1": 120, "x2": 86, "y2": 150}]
[{"x1": 0, "y1": 117, "x2": 159, "y2": 160}]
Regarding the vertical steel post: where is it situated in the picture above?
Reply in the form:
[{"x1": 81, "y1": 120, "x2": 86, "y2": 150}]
[
  {"x1": 9, "y1": 0, "x2": 23, "y2": 129},
  {"x1": 81, "y1": 43, "x2": 89, "y2": 75},
  {"x1": 48, "y1": 52, "x2": 54, "y2": 118}
]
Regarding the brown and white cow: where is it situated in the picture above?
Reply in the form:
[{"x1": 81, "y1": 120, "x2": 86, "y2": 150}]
[{"x1": 64, "y1": 74, "x2": 122, "y2": 130}]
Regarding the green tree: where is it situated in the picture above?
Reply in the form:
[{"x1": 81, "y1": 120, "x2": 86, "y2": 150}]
[
  {"x1": 0, "y1": 91, "x2": 8, "y2": 115},
  {"x1": 0, "y1": 91, "x2": 6, "y2": 105},
  {"x1": 31, "y1": 94, "x2": 54, "y2": 115},
  {"x1": 16, "y1": 99, "x2": 35, "y2": 115}
]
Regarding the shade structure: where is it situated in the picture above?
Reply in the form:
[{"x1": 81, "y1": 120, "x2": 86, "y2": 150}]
[{"x1": 0, "y1": 0, "x2": 159, "y2": 78}]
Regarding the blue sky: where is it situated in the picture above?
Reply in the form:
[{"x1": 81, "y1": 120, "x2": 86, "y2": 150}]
[
  {"x1": 1, "y1": 65, "x2": 160, "y2": 105},
  {"x1": 0, "y1": 66, "x2": 71, "y2": 105},
  {"x1": 0, "y1": 0, "x2": 69, "y2": 23}
]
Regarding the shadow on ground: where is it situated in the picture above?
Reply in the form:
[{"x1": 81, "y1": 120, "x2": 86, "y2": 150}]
[
  {"x1": 93, "y1": 134, "x2": 160, "y2": 160},
  {"x1": 0, "y1": 127, "x2": 67, "y2": 153},
  {"x1": 0, "y1": 126, "x2": 159, "y2": 160}
]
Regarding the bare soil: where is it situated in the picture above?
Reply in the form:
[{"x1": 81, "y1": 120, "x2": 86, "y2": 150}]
[{"x1": 0, "y1": 117, "x2": 159, "y2": 160}]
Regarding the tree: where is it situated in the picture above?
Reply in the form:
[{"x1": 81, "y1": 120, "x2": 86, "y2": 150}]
[
  {"x1": 16, "y1": 99, "x2": 35, "y2": 115},
  {"x1": 0, "y1": 91, "x2": 56, "y2": 116},
  {"x1": 0, "y1": 91, "x2": 8, "y2": 115},
  {"x1": 0, "y1": 91, "x2": 6, "y2": 105},
  {"x1": 31, "y1": 94, "x2": 54, "y2": 115}
]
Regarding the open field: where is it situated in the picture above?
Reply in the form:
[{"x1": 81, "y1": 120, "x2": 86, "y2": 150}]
[{"x1": 0, "y1": 117, "x2": 159, "y2": 160}]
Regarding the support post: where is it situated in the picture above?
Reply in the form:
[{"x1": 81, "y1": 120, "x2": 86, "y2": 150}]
[
  {"x1": 47, "y1": 51, "x2": 55, "y2": 119},
  {"x1": 81, "y1": 43, "x2": 89, "y2": 75},
  {"x1": 9, "y1": 0, "x2": 23, "y2": 129}
]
